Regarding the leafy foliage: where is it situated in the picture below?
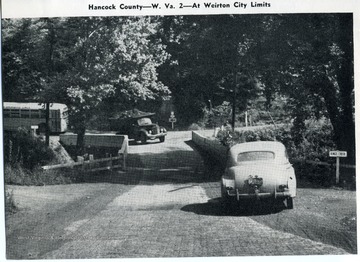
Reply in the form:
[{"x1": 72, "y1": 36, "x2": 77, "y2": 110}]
[
  {"x1": 5, "y1": 189, "x2": 17, "y2": 214},
  {"x1": 206, "y1": 101, "x2": 232, "y2": 128},
  {"x1": 215, "y1": 120, "x2": 354, "y2": 186},
  {"x1": 217, "y1": 120, "x2": 336, "y2": 160},
  {"x1": 158, "y1": 14, "x2": 354, "y2": 163},
  {"x1": 4, "y1": 163, "x2": 92, "y2": 186},
  {"x1": 2, "y1": 14, "x2": 355, "y2": 164},
  {"x1": 158, "y1": 16, "x2": 261, "y2": 125},
  {"x1": 2, "y1": 17, "x2": 170, "y2": 149},
  {"x1": 3, "y1": 129, "x2": 55, "y2": 170},
  {"x1": 251, "y1": 14, "x2": 354, "y2": 163}
]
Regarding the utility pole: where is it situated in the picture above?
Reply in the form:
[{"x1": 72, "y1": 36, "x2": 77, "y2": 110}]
[
  {"x1": 45, "y1": 102, "x2": 50, "y2": 146},
  {"x1": 232, "y1": 73, "x2": 241, "y2": 132},
  {"x1": 245, "y1": 110, "x2": 248, "y2": 127},
  {"x1": 45, "y1": 20, "x2": 55, "y2": 147},
  {"x1": 232, "y1": 88, "x2": 236, "y2": 132}
]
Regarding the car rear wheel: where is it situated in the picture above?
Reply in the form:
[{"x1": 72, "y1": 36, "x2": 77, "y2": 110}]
[
  {"x1": 221, "y1": 185, "x2": 228, "y2": 199},
  {"x1": 286, "y1": 197, "x2": 294, "y2": 209},
  {"x1": 271, "y1": 198, "x2": 285, "y2": 211},
  {"x1": 221, "y1": 185, "x2": 238, "y2": 214},
  {"x1": 221, "y1": 185, "x2": 233, "y2": 210}
]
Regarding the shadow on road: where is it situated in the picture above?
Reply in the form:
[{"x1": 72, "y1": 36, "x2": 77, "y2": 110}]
[
  {"x1": 73, "y1": 142, "x2": 213, "y2": 185},
  {"x1": 181, "y1": 197, "x2": 285, "y2": 217},
  {"x1": 66, "y1": 138, "x2": 227, "y2": 185}
]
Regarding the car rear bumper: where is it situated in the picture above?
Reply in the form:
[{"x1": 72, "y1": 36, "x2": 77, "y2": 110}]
[
  {"x1": 225, "y1": 188, "x2": 292, "y2": 201},
  {"x1": 222, "y1": 178, "x2": 293, "y2": 201}
]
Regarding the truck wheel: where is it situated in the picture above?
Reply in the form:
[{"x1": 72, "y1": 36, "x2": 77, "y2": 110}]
[
  {"x1": 140, "y1": 133, "x2": 147, "y2": 144},
  {"x1": 159, "y1": 136, "x2": 165, "y2": 143},
  {"x1": 286, "y1": 197, "x2": 294, "y2": 209}
]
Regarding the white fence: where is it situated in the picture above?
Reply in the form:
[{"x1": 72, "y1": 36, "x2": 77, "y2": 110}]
[
  {"x1": 60, "y1": 132, "x2": 127, "y2": 148},
  {"x1": 42, "y1": 135, "x2": 128, "y2": 172}
]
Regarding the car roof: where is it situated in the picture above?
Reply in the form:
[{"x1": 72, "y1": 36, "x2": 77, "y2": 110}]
[
  {"x1": 229, "y1": 141, "x2": 286, "y2": 154},
  {"x1": 109, "y1": 113, "x2": 155, "y2": 121}
]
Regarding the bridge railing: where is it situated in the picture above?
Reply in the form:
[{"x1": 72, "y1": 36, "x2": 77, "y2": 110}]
[{"x1": 42, "y1": 135, "x2": 128, "y2": 172}]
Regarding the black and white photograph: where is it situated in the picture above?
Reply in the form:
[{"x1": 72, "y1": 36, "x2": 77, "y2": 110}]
[{"x1": 1, "y1": 0, "x2": 358, "y2": 261}]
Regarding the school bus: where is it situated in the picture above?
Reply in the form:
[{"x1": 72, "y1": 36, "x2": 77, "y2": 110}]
[{"x1": 3, "y1": 102, "x2": 68, "y2": 133}]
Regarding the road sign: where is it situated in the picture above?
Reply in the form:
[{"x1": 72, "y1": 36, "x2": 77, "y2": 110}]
[
  {"x1": 329, "y1": 151, "x2": 347, "y2": 157},
  {"x1": 329, "y1": 150, "x2": 347, "y2": 184},
  {"x1": 169, "y1": 112, "x2": 177, "y2": 129}
]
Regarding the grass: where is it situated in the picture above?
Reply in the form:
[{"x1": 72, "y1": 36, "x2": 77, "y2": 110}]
[
  {"x1": 4, "y1": 164, "x2": 94, "y2": 186},
  {"x1": 5, "y1": 188, "x2": 17, "y2": 215}
]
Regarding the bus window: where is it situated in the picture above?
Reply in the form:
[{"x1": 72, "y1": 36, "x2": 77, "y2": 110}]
[
  {"x1": 50, "y1": 110, "x2": 60, "y2": 119},
  {"x1": 39, "y1": 110, "x2": 46, "y2": 118},
  {"x1": 30, "y1": 110, "x2": 40, "y2": 118},
  {"x1": 10, "y1": 110, "x2": 20, "y2": 118},
  {"x1": 21, "y1": 109, "x2": 30, "y2": 118},
  {"x1": 3, "y1": 109, "x2": 11, "y2": 117}
]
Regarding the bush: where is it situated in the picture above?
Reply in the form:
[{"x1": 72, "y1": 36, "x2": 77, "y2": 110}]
[
  {"x1": 5, "y1": 188, "x2": 17, "y2": 214},
  {"x1": 4, "y1": 163, "x2": 91, "y2": 186},
  {"x1": 4, "y1": 164, "x2": 33, "y2": 185},
  {"x1": 3, "y1": 129, "x2": 82, "y2": 186},
  {"x1": 217, "y1": 121, "x2": 335, "y2": 160},
  {"x1": 4, "y1": 128, "x2": 55, "y2": 170},
  {"x1": 188, "y1": 123, "x2": 203, "y2": 130},
  {"x1": 215, "y1": 120, "x2": 349, "y2": 187}
]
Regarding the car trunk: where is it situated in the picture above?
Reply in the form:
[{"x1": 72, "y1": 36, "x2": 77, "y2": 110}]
[{"x1": 231, "y1": 162, "x2": 289, "y2": 195}]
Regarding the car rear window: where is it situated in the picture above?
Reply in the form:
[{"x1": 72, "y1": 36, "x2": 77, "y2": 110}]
[{"x1": 237, "y1": 151, "x2": 275, "y2": 162}]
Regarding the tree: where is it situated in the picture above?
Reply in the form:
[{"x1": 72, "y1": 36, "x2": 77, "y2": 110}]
[
  {"x1": 158, "y1": 14, "x2": 354, "y2": 163},
  {"x1": 2, "y1": 17, "x2": 170, "y2": 151},
  {"x1": 158, "y1": 15, "x2": 261, "y2": 126},
  {"x1": 251, "y1": 14, "x2": 355, "y2": 163},
  {"x1": 61, "y1": 17, "x2": 170, "y2": 148},
  {"x1": 2, "y1": 18, "x2": 69, "y2": 145}
]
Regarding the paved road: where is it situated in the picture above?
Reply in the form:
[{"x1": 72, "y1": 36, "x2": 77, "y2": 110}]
[{"x1": 6, "y1": 131, "x2": 350, "y2": 259}]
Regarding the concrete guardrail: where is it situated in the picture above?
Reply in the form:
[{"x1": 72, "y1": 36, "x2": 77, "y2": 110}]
[
  {"x1": 192, "y1": 131, "x2": 228, "y2": 163},
  {"x1": 192, "y1": 131, "x2": 355, "y2": 169}
]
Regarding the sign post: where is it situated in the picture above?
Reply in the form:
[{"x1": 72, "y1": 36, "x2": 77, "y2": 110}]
[
  {"x1": 30, "y1": 125, "x2": 38, "y2": 136},
  {"x1": 169, "y1": 111, "x2": 177, "y2": 130},
  {"x1": 329, "y1": 151, "x2": 347, "y2": 184}
]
